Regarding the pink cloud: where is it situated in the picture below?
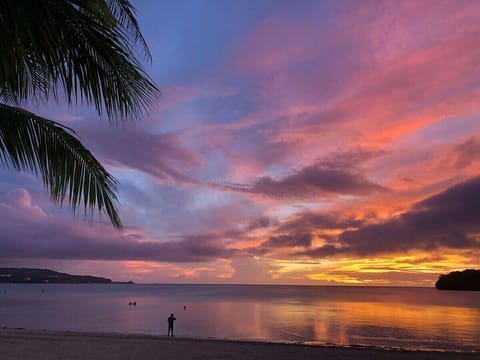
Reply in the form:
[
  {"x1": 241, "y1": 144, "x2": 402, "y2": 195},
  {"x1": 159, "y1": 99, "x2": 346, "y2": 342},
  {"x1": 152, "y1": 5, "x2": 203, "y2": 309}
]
[
  {"x1": 209, "y1": 0, "x2": 480, "y2": 187},
  {"x1": 0, "y1": 188, "x2": 48, "y2": 221}
]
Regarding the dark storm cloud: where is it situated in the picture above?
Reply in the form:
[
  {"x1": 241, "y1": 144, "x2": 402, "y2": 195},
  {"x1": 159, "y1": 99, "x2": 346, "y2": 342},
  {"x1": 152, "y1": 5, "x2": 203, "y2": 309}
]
[
  {"x1": 297, "y1": 176, "x2": 480, "y2": 258},
  {"x1": 217, "y1": 163, "x2": 386, "y2": 199}
]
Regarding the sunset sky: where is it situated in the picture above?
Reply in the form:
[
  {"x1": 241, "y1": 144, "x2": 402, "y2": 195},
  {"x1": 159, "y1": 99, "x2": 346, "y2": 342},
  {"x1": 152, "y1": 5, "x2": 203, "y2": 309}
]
[{"x1": 1, "y1": 0, "x2": 479, "y2": 286}]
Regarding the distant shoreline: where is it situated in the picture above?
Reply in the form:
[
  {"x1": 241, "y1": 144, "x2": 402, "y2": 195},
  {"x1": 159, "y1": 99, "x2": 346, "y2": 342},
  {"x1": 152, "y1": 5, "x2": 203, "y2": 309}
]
[
  {"x1": 0, "y1": 329, "x2": 477, "y2": 360},
  {"x1": 0, "y1": 268, "x2": 116, "y2": 284}
]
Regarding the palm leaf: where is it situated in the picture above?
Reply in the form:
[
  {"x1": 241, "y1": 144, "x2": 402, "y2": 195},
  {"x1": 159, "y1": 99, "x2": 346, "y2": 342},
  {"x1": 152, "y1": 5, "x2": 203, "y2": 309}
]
[
  {"x1": 0, "y1": 103, "x2": 121, "y2": 228},
  {"x1": 0, "y1": 0, "x2": 161, "y2": 227},
  {"x1": 105, "y1": 0, "x2": 153, "y2": 61},
  {"x1": 0, "y1": 0, "x2": 160, "y2": 121}
]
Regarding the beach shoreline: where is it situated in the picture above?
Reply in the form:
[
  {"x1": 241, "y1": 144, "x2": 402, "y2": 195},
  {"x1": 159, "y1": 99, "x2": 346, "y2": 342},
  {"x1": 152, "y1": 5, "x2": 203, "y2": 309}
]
[{"x1": 0, "y1": 329, "x2": 478, "y2": 360}]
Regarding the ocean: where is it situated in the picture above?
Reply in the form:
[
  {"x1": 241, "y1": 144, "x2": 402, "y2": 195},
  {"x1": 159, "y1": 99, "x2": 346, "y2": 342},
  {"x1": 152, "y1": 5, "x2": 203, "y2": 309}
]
[{"x1": 0, "y1": 284, "x2": 478, "y2": 351}]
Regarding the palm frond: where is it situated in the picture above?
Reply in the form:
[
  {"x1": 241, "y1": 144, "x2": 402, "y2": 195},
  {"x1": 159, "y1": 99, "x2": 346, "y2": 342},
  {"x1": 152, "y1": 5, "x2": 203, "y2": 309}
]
[
  {"x1": 0, "y1": 0, "x2": 159, "y2": 122},
  {"x1": 105, "y1": 0, "x2": 153, "y2": 61},
  {"x1": 0, "y1": 103, "x2": 121, "y2": 228}
]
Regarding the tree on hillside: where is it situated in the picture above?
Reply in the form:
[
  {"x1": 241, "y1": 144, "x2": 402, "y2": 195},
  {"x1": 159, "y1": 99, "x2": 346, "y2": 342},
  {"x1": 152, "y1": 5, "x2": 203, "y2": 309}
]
[{"x1": 0, "y1": 0, "x2": 159, "y2": 228}]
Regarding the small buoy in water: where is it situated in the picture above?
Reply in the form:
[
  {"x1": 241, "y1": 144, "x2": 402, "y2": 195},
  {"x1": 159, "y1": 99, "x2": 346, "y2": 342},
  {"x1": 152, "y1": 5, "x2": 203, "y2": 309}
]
[
  {"x1": 184, "y1": 305, "x2": 187, "y2": 310},
  {"x1": 128, "y1": 302, "x2": 132, "y2": 306},
  {"x1": 133, "y1": 302, "x2": 136, "y2": 306}
]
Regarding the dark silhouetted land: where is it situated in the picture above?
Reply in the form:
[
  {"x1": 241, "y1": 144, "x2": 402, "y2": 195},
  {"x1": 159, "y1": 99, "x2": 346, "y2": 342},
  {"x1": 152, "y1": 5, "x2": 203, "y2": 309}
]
[
  {"x1": 435, "y1": 269, "x2": 480, "y2": 291},
  {"x1": 0, "y1": 268, "x2": 111, "y2": 284}
]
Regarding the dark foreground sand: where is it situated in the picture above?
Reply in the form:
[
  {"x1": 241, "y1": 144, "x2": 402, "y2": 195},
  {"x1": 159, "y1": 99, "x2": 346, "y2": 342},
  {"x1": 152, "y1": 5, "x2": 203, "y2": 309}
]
[{"x1": 0, "y1": 330, "x2": 478, "y2": 360}]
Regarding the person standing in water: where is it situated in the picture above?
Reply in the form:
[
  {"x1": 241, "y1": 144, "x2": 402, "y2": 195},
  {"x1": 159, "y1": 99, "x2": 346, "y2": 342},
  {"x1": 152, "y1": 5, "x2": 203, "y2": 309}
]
[{"x1": 167, "y1": 313, "x2": 176, "y2": 336}]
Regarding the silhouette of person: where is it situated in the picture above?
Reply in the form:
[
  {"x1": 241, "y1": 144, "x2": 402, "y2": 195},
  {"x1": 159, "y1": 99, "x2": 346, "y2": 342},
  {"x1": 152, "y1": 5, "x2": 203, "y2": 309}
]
[{"x1": 167, "y1": 313, "x2": 176, "y2": 336}]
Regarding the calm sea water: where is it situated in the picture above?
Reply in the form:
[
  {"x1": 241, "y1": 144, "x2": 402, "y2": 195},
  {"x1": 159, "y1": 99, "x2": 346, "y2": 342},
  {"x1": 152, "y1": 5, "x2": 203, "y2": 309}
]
[{"x1": 0, "y1": 284, "x2": 479, "y2": 351}]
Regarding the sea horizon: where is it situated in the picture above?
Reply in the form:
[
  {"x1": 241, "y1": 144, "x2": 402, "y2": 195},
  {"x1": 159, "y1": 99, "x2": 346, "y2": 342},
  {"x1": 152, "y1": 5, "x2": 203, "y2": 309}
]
[{"x1": 111, "y1": 282, "x2": 436, "y2": 288}]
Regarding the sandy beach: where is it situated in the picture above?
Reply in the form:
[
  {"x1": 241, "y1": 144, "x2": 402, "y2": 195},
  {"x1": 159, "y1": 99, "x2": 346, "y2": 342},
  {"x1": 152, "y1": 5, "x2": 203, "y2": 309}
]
[{"x1": 0, "y1": 329, "x2": 478, "y2": 360}]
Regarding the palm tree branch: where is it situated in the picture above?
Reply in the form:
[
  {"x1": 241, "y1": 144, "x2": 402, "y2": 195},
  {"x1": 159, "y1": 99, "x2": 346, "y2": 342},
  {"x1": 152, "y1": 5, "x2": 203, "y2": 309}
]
[
  {"x1": 104, "y1": 0, "x2": 153, "y2": 61},
  {"x1": 0, "y1": 103, "x2": 121, "y2": 228},
  {"x1": 0, "y1": 0, "x2": 159, "y2": 121}
]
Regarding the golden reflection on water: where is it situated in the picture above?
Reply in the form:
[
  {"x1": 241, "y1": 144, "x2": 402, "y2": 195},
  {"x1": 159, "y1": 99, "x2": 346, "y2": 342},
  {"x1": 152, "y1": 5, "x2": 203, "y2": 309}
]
[{"x1": 207, "y1": 298, "x2": 480, "y2": 349}]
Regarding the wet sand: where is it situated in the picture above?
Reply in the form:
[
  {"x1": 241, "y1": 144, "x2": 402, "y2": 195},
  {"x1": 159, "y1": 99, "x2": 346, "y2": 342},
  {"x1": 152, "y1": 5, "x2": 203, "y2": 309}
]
[{"x1": 0, "y1": 329, "x2": 478, "y2": 360}]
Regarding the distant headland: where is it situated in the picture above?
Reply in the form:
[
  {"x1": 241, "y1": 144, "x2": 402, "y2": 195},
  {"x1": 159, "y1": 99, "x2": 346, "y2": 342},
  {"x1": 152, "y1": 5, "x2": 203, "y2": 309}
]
[
  {"x1": 0, "y1": 268, "x2": 132, "y2": 284},
  {"x1": 435, "y1": 269, "x2": 480, "y2": 291}
]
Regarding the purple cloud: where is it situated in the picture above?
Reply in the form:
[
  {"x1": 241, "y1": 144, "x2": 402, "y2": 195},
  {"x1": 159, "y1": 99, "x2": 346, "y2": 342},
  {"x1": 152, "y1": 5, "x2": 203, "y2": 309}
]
[
  {"x1": 217, "y1": 163, "x2": 386, "y2": 199},
  {"x1": 297, "y1": 176, "x2": 480, "y2": 258},
  {"x1": 73, "y1": 120, "x2": 203, "y2": 184},
  {"x1": 276, "y1": 212, "x2": 364, "y2": 234},
  {"x1": 261, "y1": 233, "x2": 312, "y2": 250},
  {"x1": 0, "y1": 189, "x2": 237, "y2": 263}
]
